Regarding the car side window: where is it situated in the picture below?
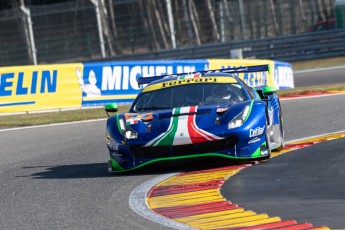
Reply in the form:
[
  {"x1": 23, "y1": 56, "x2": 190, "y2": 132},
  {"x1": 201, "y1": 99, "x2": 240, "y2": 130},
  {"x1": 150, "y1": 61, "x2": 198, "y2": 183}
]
[{"x1": 242, "y1": 82, "x2": 255, "y2": 99}]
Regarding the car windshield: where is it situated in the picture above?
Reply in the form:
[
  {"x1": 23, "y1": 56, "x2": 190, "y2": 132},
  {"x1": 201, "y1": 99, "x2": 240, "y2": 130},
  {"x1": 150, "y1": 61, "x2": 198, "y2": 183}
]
[{"x1": 132, "y1": 83, "x2": 247, "y2": 112}]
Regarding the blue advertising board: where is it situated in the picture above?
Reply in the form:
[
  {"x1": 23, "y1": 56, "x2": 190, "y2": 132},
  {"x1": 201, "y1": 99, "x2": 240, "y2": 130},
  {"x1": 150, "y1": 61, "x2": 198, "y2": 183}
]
[
  {"x1": 80, "y1": 60, "x2": 209, "y2": 106},
  {"x1": 273, "y1": 61, "x2": 294, "y2": 89}
]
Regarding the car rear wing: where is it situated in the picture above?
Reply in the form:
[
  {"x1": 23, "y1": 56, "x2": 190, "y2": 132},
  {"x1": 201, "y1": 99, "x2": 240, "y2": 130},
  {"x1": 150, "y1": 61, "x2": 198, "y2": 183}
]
[{"x1": 136, "y1": 64, "x2": 269, "y2": 86}]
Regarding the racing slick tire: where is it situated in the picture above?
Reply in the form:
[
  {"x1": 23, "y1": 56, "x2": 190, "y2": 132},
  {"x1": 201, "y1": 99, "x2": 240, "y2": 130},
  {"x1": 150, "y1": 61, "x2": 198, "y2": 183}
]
[
  {"x1": 259, "y1": 122, "x2": 272, "y2": 163},
  {"x1": 275, "y1": 105, "x2": 285, "y2": 151}
]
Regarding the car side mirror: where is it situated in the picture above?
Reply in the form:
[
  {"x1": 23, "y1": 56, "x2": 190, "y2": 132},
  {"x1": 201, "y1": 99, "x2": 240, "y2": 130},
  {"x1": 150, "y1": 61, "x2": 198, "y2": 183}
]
[
  {"x1": 262, "y1": 86, "x2": 276, "y2": 96},
  {"x1": 105, "y1": 103, "x2": 118, "y2": 117}
]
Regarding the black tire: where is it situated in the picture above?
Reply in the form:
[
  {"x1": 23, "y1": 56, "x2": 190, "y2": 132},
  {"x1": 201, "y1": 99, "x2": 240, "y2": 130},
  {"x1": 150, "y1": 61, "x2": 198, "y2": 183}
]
[
  {"x1": 259, "y1": 128, "x2": 271, "y2": 163},
  {"x1": 276, "y1": 105, "x2": 285, "y2": 151},
  {"x1": 265, "y1": 127, "x2": 272, "y2": 158}
]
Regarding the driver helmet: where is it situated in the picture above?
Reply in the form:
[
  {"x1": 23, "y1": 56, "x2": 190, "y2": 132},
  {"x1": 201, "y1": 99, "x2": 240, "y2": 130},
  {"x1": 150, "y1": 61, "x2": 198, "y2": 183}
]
[{"x1": 212, "y1": 85, "x2": 232, "y2": 99}]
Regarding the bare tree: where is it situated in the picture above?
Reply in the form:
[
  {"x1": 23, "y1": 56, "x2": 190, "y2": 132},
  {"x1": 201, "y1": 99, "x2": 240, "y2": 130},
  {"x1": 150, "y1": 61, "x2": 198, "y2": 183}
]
[
  {"x1": 144, "y1": 0, "x2": 160, "y2": 50},
  {"x1": 150, "y1": 0, "x2": 169, "y2": 49},
  {"x1": 173, "y1": 0, "x2": 184, "y2": 45},
  {"x1": 14, "y1": 0, "x2": 34, "y2": 64},
  {"x1": 99, "y1": 0, "x2": 114, "y2": 56},
  {"x1": 269, "y1": 0, "x2": 279, "y2": 36},
  {"x1": 222, "y1": 0, "x2": 235, "y2": 40},
  {"x1": 298, "y1": 0, "x2": 307, "y2": 31},
  {"x1": 254, "y1": 0, "x2": 261, "y2": 38},
  {"x1": 189, "y1": 0, "x2": 201, "y2": 45},
  {"x1": 205, "y1": 0, "x2": 220, "y2": 41},
  {"x1": 108, "y1": 0, "x2": 119, "y2": 54},
  {"x1": 182, "y1": 0, "x2": 193, "y2": 42}
]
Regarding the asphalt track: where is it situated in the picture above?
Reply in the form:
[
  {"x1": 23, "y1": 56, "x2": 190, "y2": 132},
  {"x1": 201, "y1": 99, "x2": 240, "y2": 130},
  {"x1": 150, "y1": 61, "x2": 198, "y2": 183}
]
[
  {"x1": 221, "y1": 136, "x2": 345, "y2": 228},
  {"x1": 293, "y1": 66, "x2": 345, "y2": 87},
  {"x1": 0, "y1": 68, "x2": 344, "y2": 229}
]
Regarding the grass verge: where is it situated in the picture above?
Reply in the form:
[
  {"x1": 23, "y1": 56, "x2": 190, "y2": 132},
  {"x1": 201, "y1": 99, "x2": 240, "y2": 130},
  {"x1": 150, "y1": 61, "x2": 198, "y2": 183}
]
[{"x1": 277, "y1": 84, "x2": 345, "y2": 97}]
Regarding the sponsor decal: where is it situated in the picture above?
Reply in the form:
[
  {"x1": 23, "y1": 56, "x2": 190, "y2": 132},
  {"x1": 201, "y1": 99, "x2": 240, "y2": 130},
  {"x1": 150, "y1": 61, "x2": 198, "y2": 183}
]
[
  {"x1": 124, "y1": 113, "x2": 153, "y2": 125},
  {"x1": 249, "y1": 126, "x2": 265, "y2": 138},
  {"x1": 248, "y1": 137, "x2": 261, "y2": 144},
  {"x1": 177, "y1": 73, "x2": 201, "y2": 80},
  {"x1": 216, "y1": 107, "x2": 228, "y2": 113},
  {"x1": 126, "y1": 119, "x2": 138, "y2": 125},
  {"x1": 161, "y1": 77, "x2": 217, "y2": 88}
]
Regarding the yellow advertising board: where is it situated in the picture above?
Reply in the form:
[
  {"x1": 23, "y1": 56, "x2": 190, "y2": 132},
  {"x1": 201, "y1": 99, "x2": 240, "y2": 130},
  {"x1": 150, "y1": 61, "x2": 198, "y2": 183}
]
[
  {"x1": 208, "y1": 59, "x2": 275, "y2": 88},
  {"x1": 0, "y1": 63, "x2": 83, "y2": 113}
]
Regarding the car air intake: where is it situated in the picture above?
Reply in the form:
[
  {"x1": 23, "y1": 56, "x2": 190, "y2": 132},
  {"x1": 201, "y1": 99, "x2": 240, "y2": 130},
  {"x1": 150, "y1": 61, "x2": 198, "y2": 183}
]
[{"x1": 131, "y1": 137, "x2": 237, "y2": 158}]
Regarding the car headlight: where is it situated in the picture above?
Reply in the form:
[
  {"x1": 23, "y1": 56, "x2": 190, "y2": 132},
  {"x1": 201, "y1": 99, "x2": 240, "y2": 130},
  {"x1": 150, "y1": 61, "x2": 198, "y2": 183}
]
[
  {"x1": 119, "y1": 119, "x2": 138, "y2": 139},
  {"x1": 228, "y1": 105, "x2": 250, "y2": 129},
  {"x1": 124, "y1": 130, "x2": 138, "y2": 139}
]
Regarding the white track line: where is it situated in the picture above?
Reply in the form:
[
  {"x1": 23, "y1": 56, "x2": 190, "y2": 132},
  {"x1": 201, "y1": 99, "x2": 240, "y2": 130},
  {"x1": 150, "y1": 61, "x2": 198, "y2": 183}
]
[
  {"x1": 129, "y1": 173, "x2": 195, "y2": 230},
  {"x1": 294, "y1": 65, "x2": 345, "y2": 74},
  {"x1": 0, "y1": 118, "x2": 106, "y2": 132},
  {"x1": 286, "y1": 130, "x2": 345, "y2": 144}
]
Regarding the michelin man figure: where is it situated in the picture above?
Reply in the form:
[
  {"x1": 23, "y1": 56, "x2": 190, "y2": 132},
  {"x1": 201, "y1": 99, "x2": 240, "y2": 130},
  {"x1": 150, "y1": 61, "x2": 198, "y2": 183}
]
[{"x1": 76, "y1": 67, "x2": 101, "y2": 97}]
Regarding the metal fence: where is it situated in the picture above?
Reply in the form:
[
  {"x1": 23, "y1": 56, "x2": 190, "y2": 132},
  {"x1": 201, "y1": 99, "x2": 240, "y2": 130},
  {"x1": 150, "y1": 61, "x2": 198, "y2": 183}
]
[
  {"x1": 0, "y1": 0, "x2": 337, "y2": 66},
  {"x1": 102, "y1": 28, "x2": 345, "y2": 62}
]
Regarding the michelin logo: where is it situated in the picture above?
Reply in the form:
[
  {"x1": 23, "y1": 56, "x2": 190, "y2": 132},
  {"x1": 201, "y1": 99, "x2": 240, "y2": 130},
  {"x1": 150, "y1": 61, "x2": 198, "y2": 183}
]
[
  {"x1": 101, "y1": 65, "x2": 198, "y2": 91},
  {"x1": 249, "y1": 126, "x2": 265, "y2": 138}
]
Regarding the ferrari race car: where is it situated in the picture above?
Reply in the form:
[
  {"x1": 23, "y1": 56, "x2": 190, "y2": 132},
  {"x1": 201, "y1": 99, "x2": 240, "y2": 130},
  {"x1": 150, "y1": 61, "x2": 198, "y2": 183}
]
[{"x1": 105, "y1": 65, "x2": 284, "y2": 172}]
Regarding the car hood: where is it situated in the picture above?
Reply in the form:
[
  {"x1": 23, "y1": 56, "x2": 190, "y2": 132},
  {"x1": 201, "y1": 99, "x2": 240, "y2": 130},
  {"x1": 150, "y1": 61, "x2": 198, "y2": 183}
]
[{"x1": 120, "y1": 102, "x2": 251, "y2": 146}]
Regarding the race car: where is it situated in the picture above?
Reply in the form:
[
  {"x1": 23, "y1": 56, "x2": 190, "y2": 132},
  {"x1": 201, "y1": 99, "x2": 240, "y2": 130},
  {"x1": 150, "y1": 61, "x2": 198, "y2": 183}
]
[{"x1": 104, "y1": 65, "x2": 284, "y2": 172}]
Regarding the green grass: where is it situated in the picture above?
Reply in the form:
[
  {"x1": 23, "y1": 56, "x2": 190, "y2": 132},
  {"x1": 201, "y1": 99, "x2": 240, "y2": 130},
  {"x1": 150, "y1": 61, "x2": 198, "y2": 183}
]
[{"x1": 1, "y1": 57, "x2": 344, "y2": 129}]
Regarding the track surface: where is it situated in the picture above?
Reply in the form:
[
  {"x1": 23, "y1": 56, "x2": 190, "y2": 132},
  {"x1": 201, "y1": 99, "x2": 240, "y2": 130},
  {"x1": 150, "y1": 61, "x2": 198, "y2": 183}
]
[
  {"x1": 222, "y1": 137, "x2": 345, "y2": 228},
  {"x1": 220, "y1": 93, "x2": 345, "y2": 228},
  {"x1": 293, "y1": 66, "x2": 345, "y2": 87},
  {"x1": 0, "y1": 76, "x2": 345, "y2": 229}
]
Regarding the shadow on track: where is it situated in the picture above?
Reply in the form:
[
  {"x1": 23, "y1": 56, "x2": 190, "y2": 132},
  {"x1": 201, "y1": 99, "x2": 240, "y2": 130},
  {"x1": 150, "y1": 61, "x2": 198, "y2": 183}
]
[{"x1": 23, "y1": 157, "x2": 249, "y2": 179}]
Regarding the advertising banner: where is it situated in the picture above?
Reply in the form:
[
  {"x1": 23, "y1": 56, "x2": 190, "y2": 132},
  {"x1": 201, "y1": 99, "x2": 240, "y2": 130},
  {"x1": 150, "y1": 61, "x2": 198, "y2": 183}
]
[
  {"x1": 208, "y1": 59, "x2": 275, "y2": 88},
  {"x1": 0, "y1": 64, "x2": 83, "y2": 113},
  {"x1": 273, "y1": 61, "x2": 294, "y2": 89},
  {"x1": 80, "y1": 60, "x2": 209, "y2": 107},
  {"x1": 1, "y1": 59, "x2": 293, "y2": 114}
]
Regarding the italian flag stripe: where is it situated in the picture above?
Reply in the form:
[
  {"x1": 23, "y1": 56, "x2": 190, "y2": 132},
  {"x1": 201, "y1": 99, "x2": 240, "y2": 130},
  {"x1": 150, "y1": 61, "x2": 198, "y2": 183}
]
[
  {"x1": 145, "y1": 106, "x2": 222, "y2": 147},
  {"x1": 188, "y1": 106, "x2": 221, "y2": 143}
]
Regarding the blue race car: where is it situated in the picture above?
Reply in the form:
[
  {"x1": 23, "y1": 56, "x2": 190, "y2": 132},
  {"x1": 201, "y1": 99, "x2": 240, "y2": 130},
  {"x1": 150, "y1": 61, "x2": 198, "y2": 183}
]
[{"x1": 105, "y1": 65, "x2": 284, "y2": 172}]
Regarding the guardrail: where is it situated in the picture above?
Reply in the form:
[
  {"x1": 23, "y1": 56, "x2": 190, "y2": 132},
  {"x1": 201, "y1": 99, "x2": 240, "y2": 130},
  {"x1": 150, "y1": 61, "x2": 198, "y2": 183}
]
[{"x1": 102, "y1": 29, "x2": 345, "y2": 62}]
